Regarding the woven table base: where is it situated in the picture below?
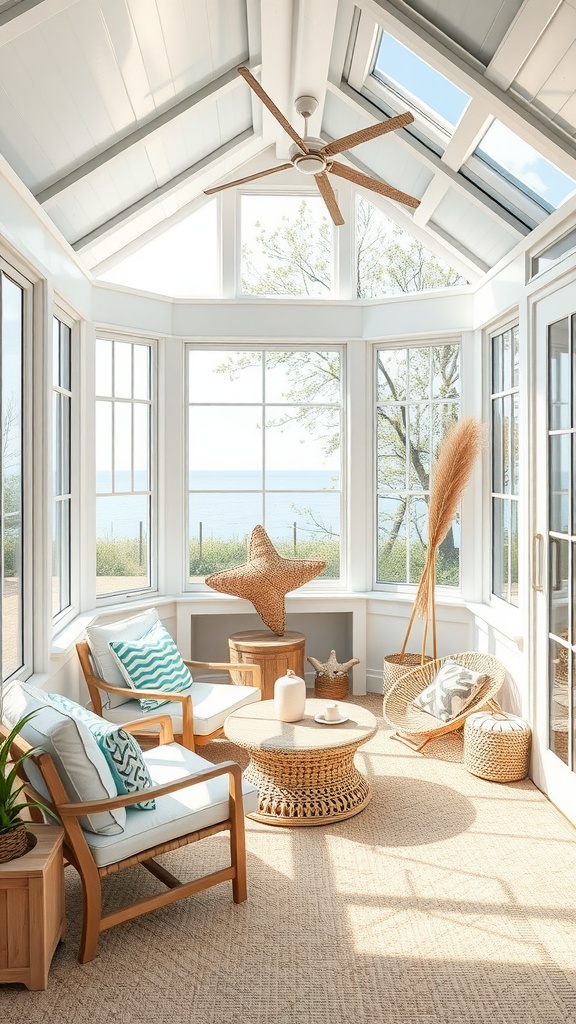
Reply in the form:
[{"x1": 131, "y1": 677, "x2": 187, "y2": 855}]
[{"x1": 243, "y1": 744, "x2": 372, "y2": 826}]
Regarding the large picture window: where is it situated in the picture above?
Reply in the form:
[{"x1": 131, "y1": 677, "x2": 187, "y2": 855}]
[
  {"x1": 491, "y1": 324, "x2": 519, "y2": 606},
  {"x1": 187, "y1": 347, "x2": 343, "y2": 581},
  {"x1": 376, "y1": 343, "x2": 461, "y2": 586},
  {"x1": 95, "y1": 336, "x2": 153, "y2": 597},
  {"x1": 52, "y1": 314, "x2": 72, "y2": 619}
]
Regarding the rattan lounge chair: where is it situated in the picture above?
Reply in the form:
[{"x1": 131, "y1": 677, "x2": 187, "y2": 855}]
[{"x1": 382, "y1": 651, "x2": 506, "y2": 752}]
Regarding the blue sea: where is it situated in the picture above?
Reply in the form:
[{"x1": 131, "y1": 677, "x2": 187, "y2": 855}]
[{"x1": 96, "y1": 469, "x2": 340, "y2": 541}]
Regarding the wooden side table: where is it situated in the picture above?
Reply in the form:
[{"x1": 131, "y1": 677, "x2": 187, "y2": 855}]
[
  {"x1": 0, "y1": 824, "x2": 65, "y2": 990},
  {"x1": 228, "y1": 629, "x2": 306, "y2": 700}
]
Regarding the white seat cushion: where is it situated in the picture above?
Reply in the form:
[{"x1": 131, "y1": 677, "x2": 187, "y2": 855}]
[
  {"x1": 83, "y1": 743, "x2": 259, "y2": 867},
  {"x1": 102, "y1": 681, "x2": 261, "y2": 736}
]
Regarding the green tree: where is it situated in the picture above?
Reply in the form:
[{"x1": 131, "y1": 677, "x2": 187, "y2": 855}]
[{"x1": 241, "y1": 195, "x2": 467, "y2": 297}]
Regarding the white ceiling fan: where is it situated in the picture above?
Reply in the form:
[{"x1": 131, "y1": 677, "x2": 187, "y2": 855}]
[{"x1": 204, "y1": 65, "x2": 421, "y2": 225}]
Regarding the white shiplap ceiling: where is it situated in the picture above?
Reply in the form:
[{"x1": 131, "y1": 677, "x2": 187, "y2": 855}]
[{"x1": 0, "y1": 0, "x2": 575, "y2": 279}]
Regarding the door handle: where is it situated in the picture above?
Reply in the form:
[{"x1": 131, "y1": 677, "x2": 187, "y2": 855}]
[
  {"x1": 550, "y1": 537, "x2": 563, "y2": 591},
  {"x1": 532, "y1": 533, "x2": 544, "y2": 592}
]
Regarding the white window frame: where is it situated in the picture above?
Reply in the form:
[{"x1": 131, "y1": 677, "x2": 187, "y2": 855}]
[
  {"x1": 51, "y1": 306, "x2": 79, "y2": 630},
  {"x1": 372, "y1": 335, "x2": 462, "y2": 594},
  {"x1": 94, "y1": 331, "x2": 157, "y2": 603},
  {"x1": 0, "y1": 254, "x2": 35, "y2": 682},
  {"x1": 489, "y1": 319, "x2": 520, "y2": 609},
  {"x1": 185, "y1": 342, "x2": 346, "y2": 591},
  {"x1": 237, "y1": 190, "x2": 338, "y2": 300}
]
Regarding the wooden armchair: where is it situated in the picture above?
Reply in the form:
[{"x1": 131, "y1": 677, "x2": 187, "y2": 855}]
[
  {"x1": 76, "y1": 641, "x2": 262, "y2": 751},
  {"x1": 1, "y1": 713, "x2": 257, "y2": 964}
]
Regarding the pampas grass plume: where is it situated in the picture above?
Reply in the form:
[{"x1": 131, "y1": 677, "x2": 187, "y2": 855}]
[{"x1": 413, "y1": 417, "x2": 485, "y2": 620}]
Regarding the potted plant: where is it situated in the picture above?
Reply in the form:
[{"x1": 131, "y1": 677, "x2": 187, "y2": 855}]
[{"x1": 0, "y1": 712, "x2": 49, "y2": 863}]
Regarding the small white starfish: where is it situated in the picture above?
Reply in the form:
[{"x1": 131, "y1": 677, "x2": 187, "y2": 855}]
[{"x1": 306, "y1": 649, "x2": 360, "y2": 678}]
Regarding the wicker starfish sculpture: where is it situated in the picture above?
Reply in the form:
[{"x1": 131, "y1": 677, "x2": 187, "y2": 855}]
[
  {"x1": 307, "y1": 650, "x2": 360, "y2": 677},
  {"x1": 205, "y1": 524, "x2": 326, "y2": 635}
]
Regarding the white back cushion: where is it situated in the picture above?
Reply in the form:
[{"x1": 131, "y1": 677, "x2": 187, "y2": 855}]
[
  {"x1": 1, "y1": 680, "x2": 125, "y2": 835},
  {"x1": 85, "y1": 608, "x2": 159, "y2": 708}
]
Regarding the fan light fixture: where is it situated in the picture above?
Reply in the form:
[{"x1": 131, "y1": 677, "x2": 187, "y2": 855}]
[{"x1": 204, "y1": 66, "x2": 421, "y2": 225}]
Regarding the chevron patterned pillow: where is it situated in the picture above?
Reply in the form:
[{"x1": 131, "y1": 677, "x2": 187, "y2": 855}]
[
  {"x1": 48, "y1": 693, "x2": 155, "y2": 810},
  {"x1": 109, "y1": 621, "x2": 192, "y2": 712},
  {"x1": 412, "y1": 660, "x2": 487, "y2": 723}
]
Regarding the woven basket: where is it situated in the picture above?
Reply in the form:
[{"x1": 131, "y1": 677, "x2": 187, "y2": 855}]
[
  {"x1": 0, "y1": 823, "x2": 28, "y2": 864},
  {"x1": 383, "y1": 653, "x2": 432, "y2": 696},
  {"x1": 314, "y1": 672, "x2": 349, "y2": 700},
  {"x1": 464, "y1": 712, "x2": 531, "y2": 782}
]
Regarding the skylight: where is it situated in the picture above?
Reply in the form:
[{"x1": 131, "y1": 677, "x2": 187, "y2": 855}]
[
  {"x1": 474, "y1": 121, "x2": 576, "y2": 212},
  {"x1": 372, "y1": 33, "x2": 470, "y2": 129},
  {"x1": 96, "y1": 200, "x2": 219, "y2": 297}
]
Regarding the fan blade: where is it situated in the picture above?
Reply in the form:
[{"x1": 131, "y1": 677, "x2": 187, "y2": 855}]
[
  {"x1": 314, "y1": 171, "x2": 344, "y2": 226},
  {"x1": 204, "y1": 163, "x2": 292, "y2": 195},
  {"x1": 237, "y1": 65, "x2": 309, "y2": 154},
  {"x1": 321, "y1": 112, "x2": 414, "y2": 157},
  {"x1": 330, "y1": 161, "x2": 420, "y2": 209}
]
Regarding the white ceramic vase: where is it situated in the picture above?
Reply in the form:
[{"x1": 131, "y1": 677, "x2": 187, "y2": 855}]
[{"x1": 274, "y1": 669, "x2": 306, "y2": 722}]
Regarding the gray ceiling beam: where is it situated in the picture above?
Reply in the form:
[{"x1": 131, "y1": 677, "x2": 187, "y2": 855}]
[
  {"x1": 36, "y1": 62, "x2": 258, "y2": 205},
  {"x1": 72, "y1": 129, "x2": 257, "y2": 251}
]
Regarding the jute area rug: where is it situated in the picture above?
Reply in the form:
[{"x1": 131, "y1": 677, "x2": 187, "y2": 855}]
[{"x1": 5, "y1": 695, "x2": 576, "y2": 1024}]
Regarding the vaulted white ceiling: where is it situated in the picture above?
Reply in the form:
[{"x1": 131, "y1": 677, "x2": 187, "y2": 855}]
[{"x1": 1, "y1": 0, "x2": 575, "y2": 281}]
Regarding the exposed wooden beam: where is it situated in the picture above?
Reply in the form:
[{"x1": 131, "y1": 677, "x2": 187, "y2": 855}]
[
  {"x1": 72, "y1": 130, "x2": 258, "y2": 251},
  {"x1": 0, "y1": 0, "x2": 79, "y2": 44},
  {"x1": 292, "y1": 0, "x2": 339, "y2": 137},
  {"x1": 36, "y1": 63, "x2": 258, "y2": 205},
  {"x1": 412, "y1": 175, "x2": 450, "y2": 228},
  {"x1": 486, "y1": 0, "x2": 562, "y2": 91}
]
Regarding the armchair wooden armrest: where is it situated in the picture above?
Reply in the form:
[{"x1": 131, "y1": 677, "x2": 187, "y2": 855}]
[
  {"x1": 186, "y1": 659, "x2": 262, "y2": 692},
  {"x1": 56, "y1": 759, "x2": 244, "y2": 817},
  {"x1": 122, "y1": 715, "x2": 174, "y2": 744}
]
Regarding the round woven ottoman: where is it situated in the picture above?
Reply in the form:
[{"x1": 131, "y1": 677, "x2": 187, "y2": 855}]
[{"x1": 464, "y1": 711, "x2": 531, "y2": 782}]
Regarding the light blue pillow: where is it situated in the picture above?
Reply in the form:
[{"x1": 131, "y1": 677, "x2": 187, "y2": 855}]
[
  {"x1": 109, "y1": 621, "x2": 192, "y2": 712},
  {"x1": 48, "y1": 693, "x2": 155, "y2": 810}
]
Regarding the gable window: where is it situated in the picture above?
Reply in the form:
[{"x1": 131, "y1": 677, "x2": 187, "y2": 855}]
[
  {"x1": 52, "y1": 314, "x2": 72, "y2": 619},
  {"x1": 187, "y1": 347, "x2": 343, "y2": 582},
  {"x1": 376, "y1": 342, "x2": 461, "y2": 587},
  {"x1": 240, "y1": 195, "x2": 334, "y2": 297},
  {"x1": 491, "y1": 324, "x2": 519, "y2": 606},
  {"x1": 95, "y1": 336, "x2": 154, "y2": 598},
  {"x1": 356, "y1": 194, "x2": 467, "y2": 297},
  {"x1": 96, "y1": 199, "x2": 219, "y2": 298}
]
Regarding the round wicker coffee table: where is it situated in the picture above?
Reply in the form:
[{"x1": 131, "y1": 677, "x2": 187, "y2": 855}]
[{"x1": 224, "y1": 699, "x2": 378, "y2": 826}]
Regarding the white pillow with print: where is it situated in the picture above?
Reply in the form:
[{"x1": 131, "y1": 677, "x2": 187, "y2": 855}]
[{"x1": 412, "y1": 660, "x2": 487, "y2": 723}]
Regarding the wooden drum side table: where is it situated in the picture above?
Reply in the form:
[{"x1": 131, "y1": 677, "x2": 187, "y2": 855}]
[
  {"x1": 224, "y1": 698, "x2": 378, "y2": 826},
  {"x1": 228, "y1": 629, "x2": 306, "y2": 700},
  {"x1": 0, "y1": 824, "x2": 65, "y2": 990}
]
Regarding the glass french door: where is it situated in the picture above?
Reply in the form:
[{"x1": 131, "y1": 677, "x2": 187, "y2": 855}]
[{"x1": 533, "y1": 287, "x2": 576, "y2": 824}]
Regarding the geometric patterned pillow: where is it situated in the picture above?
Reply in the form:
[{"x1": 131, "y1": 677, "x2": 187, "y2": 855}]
[
  {"x1": 412, "y1": 660, "x2": 487, "y2": 723},
  {"x1": 109, "y1": 621, "x2": 192, "y2": 712},
  {"x1": 48, "y1": 693, "x2": 156, "y2": 810}
]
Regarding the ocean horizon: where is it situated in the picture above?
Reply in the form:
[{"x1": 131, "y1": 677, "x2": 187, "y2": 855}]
[{"x1": 96, "y1": 469, "x2": 340, "y2": 541}]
